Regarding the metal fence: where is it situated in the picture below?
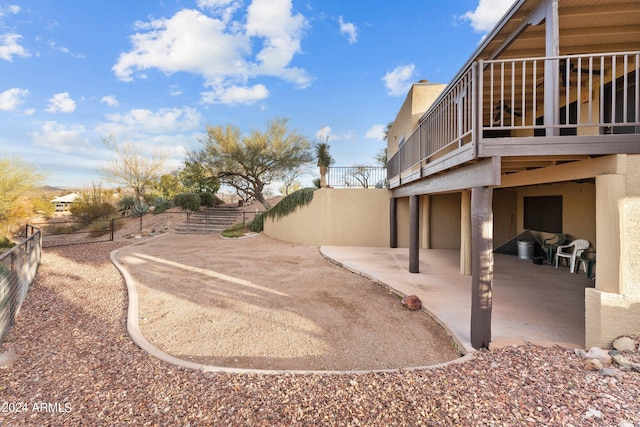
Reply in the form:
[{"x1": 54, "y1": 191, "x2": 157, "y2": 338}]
[
  {"x1": 326, "y1": 166, "x2": 387, "y2": 188},
  {"x1": 0, "y1": 225, "x2": 41, "y2": 343}
]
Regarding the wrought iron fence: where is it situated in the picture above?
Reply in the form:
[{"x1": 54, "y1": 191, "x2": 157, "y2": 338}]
[
  {"x1": 326, "y1": 166, "x2": 387, "y2": 188},
  {"x1": 0, "y1": 225, "x2": 41, "y2": 343}
]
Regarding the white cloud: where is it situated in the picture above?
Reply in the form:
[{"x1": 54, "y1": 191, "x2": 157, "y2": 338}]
[
  {"x1": 30, "y1": 121, "x2": 91, "y2": 153},
  {"x1": 113, "y1": 9, "x2": 250, "y2": 82},
  {"x1": 0, "y1": 33, "x2": 29, "y2": 61},
  {"x1": 0, "y1": 87, "x2": 29, "y2": 111},
  {"x1": 338, "y1": 16, "x2": 357, "y2": 44},
  {"x1": 100, "y1": 95, "x2": 119, "y2": 107},
  {"x1": 382, "y1": 64, "x2": 416, "y2": 97},
  {"x1": 46, "y1": 92, "x2": 76, "y2": 113},
  {"x1": 315, "y1": 125, "x2": 331, "y2": 143},
  {"x1": 201, "y1": 84, "x2": 268, "y2": 105},
  {"x1": 365, "y1": 124, "x2": 385, "y2": 140},
  {"x1": 113, "y1": 1, "x2": 310, "y2": 106},
  {"x1": 0, "y1": 5, "x2": 29, "y2": 61},
  {"x1": 462, "y1": 0, "x2": 516, "y2": 33},
  {"x1": 96, "y1": 106, "x2": 203, "y2": 137},
  {"x1": 314, "y1": 126, "x2": 355, "y2": 143},
  {"x1": 196, "y1": 0, "x2": 242, "y2": 24},
  {"x1": 245, "y1": 0, "x2": 309, "y2": 84}
]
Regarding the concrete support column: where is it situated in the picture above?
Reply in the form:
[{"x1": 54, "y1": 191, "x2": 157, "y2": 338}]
[
  {"x1": 460, "y1": 190, "x2": 472, "y2": 275},
  {"x1": 390, "y1": 197, "x2": 398, "y2": 248},
  {"x1": 420, "y1": 195, "x2": 431, "y2": 249},
  {"x1": 470, "y1": 186, "x2": 493, "y2": 349},
  {"x1": 409, "y1": 195, "x2": 420, "y2": 273},
  {"x1": 595, "y1": 174, "x2": 624, "y2": 294}
]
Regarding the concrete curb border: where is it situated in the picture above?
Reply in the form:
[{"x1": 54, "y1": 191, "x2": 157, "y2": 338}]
[{"x1": 110, "y1": 234, "x2": 474, "y2": 375}]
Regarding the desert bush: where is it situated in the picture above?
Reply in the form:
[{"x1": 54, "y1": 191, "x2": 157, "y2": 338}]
[
  {"x1": 199, "y1": 192, "x2": 223, "y2": 208},
  {"x1": 32, "y1": 197, "x2": 56, "y2": 217},
  {"x1": 249, "y1": 212, "x2": 264, "y2": 233},
  {"x1": 117, "y1": 195, "x2": 137, "y2": 216},
  {"x1": 149, "y1": 197, "x2": 172, "y2": 214},
  {"x1": 173, "y1": 193, "x2": 201, "y2": 211},
  {"x1": 70, "y1": 200, "x2": 116, "y2": 223}
]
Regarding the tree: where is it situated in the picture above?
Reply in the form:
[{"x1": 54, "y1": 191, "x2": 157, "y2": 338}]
[
  {"x1": 375, "y1": 147, "x2": 387, "y2": 167},
  {"x1": 156, "y1": 173, "x2": 184, "y2": 199},
  {"x1": 100, "y1": 136, "x2": 167, "y2": 204},
  {"x1": 314, "y1": 138, "x2": 334, "y2": 188},
  {"x1": 179, "y1": 154, "x2": 220, "y2": 194},
  {"x1": 199, "y1": 118, "x2": 313, "y2": 209},
  {"x1": 0, "y1": 156, "x2": 46, "y2": 237}
]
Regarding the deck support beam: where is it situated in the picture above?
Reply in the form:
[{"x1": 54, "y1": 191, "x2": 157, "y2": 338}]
[
  {"x1": 409, "y1": 195, "x2": 420, "y2": 273},
  {"x1": 471, "y1": 186, "x2": 494, "y2": 349},
  {"x1": 390, "y1": 197, "x2": 398, "y2": 248}
]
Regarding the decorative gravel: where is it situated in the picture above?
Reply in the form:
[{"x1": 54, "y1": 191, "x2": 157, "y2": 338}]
[{"x1": 1, "y1": 233, "x2": 639, "y2": 425}]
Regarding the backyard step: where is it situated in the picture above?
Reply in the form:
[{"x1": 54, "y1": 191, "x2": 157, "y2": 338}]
[{"x1": 174, "y1": 206, "x2": 242, "y2": 234}]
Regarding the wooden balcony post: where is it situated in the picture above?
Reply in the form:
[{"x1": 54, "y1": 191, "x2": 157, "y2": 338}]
[
  {"x1": 470, "y1": 186, "x2": 493, "y2": 349},
  {"x1": 409, "y1": 195, "x2": 419, "y2": 273},
  {"x1": 390, "y1": 197, "x2": 398, "y2": 249}
]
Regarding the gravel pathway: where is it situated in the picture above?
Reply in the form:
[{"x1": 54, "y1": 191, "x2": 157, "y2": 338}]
[{"x1": 1, "y1": 233, "x2": 639, "y2": 425}]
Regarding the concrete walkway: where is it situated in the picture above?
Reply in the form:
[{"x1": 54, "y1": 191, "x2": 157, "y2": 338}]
[{"x1": 321, "y1": 246, "x2": 593, "y2": 354}]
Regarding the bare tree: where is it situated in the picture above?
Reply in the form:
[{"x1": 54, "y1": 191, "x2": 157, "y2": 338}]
[{"x1": 100, "y1": 136, "x2": 167, "y2": 204}]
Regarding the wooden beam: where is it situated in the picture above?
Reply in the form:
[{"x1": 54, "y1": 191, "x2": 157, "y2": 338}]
[
  {"x1": 409, "y1": 195, "x2": 419, "y2": 273},
  {"x1": 392, "y1": 158, "x2": 501, "y2": 198},
  {"x1": 390, "y1": 198, "x2": 398, "y2": 248},
  {"x1": 470, "y1": 186, "x2": 494, "y2": 349},
  {"x1": 499, "y1": 154, "x2": 624, "y2": 187}
]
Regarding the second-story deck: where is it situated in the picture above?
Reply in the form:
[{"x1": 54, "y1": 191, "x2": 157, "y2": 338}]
[{"x1": 387, "y1": 51, "x2": 640, "y2": 189}]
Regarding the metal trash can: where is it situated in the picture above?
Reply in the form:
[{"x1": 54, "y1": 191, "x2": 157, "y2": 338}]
[{"x1": 517, "y1": 240, "x2": 534, "y2": 260}]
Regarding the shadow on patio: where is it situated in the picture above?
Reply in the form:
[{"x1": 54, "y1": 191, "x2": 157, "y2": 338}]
[{"x1": 321, "y1": 246, "x2": 594, "y2": 354}]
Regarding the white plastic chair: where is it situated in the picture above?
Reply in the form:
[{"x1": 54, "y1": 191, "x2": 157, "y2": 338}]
[{"x1": 555, "y1": 239, "x2": 590, "y2": 273}]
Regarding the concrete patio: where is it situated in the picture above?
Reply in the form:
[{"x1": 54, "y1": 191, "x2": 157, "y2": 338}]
[{"x1": 321, "y1": 246, "x2": 594, "y2": 354}]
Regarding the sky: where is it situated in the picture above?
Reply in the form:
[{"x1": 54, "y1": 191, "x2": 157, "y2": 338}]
[{"x1": 0, "y1": 0, "x2": 516, "y2": 190}]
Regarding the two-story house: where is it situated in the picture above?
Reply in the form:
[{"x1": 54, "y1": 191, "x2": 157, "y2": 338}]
[{"x1": 387, "y1": 0, "x2": 640, "y2": 349}]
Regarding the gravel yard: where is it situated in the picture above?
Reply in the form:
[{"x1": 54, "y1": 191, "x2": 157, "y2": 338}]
[{"x1": 1, "y1": 217, "x2": 639, "y2": 425}]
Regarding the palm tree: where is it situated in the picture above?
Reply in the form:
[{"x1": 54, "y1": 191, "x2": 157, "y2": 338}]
[{"x1": 314, "y1": 139, "x2": 334, "y2": 188}]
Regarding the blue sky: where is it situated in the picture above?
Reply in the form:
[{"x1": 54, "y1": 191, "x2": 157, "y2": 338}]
[{"x1": 0, "y1": 0, "x2": 515, "y2": 189}]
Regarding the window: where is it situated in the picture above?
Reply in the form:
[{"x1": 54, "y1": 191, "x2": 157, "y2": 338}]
[{"x1": 523, "y1": 196, "x2": 563, "y2": 233}]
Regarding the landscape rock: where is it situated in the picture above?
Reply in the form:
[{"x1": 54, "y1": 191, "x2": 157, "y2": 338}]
[
  {"x1": 599, "y1": 367, "x2": 617, "y2": 377},
  {"x1": 0, "y1": 349, "x2": 18, "y2": 368},
  {"x1": 612, "y1": 354, "x2": 633, "y2": 370},
  {"x1": 401, "y1": 295, "x2": 422, "y2": 311},
  {"x1": 585, "y1": 347, "x2": 612, "y2": 365},
  {"x1": 613, "y1": 336, "x2": 636, "y2": 352},
  {"x1": 584, "y1": 359, "x2": 602, "y2": 371}
]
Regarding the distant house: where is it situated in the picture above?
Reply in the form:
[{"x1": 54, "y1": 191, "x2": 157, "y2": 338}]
[
  {"x1": 51, "y1": 193, "x2": 80, "y2": 212},
  {"x1": 387, "y1": 0, "x2": 640, "y2": 349}
]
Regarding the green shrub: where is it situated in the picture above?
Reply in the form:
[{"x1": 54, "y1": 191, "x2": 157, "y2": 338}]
[
  {"x1": 173, "y1": 193, "x2": 201, "y2": 211},
  {"x1": 0, "y1": 236, "x2": 15, "y2": 249},
  {"x1": 222, "y1": 223, "x2": 251, "y2": 238},
  {"x1": 118, "y1": 195, "x2": 137, "y2": 215},
  {"x1": 199, "y1": 192, "x2": 222, "y2": 208},
  {"x1": 249, "y1": 212, "x2": 264, "y2": 233},
  {"x1": 130, "y1": 203, "x2": 149, "y2": 217},
  {"x1": 70, "y1": 201, "x2": 116, "y2": 222},
  {"x1": 264, "y1": 187, "x2": 316, "y2": 221},
  {"x1": 32, "y1": 197, "x2": 56, "y2": 217},
  {"x1": 150, "y1": 197, "x2": 172, "y2": 214}
]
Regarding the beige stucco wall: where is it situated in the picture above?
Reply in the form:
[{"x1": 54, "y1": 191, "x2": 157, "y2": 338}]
[
  {"x1": 387, "y1": 82, "x2": 447, "y2": 158},
  {"x1": 586, "y1": 155, "x2": 640, "y2": 348},
  {"x1": 514, "y1": 182, "x2": 596, "y2": 249},
  {"x1": 395, "y1": 193, "x2": 461, "y2": 249},
  {"x1": 493, "y1": 189, "x2": 518, "y2": 247},
  {"x1": 263, "y1": 188, "x2": 390, "y2": 247}
]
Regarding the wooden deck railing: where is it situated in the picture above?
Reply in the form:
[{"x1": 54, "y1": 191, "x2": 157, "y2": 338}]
[{"x1": 388, "y1": 51, "x2": 640, "y2": 188}]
